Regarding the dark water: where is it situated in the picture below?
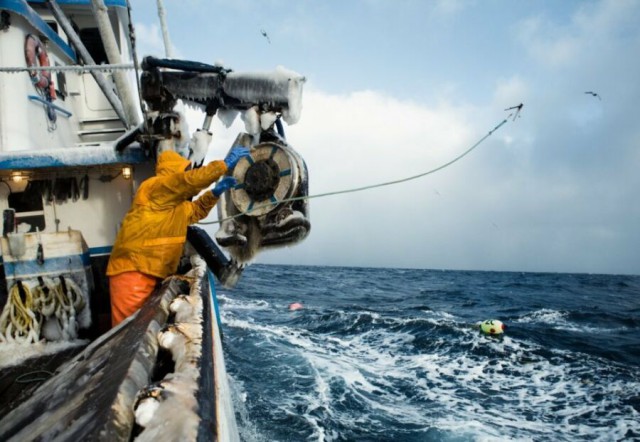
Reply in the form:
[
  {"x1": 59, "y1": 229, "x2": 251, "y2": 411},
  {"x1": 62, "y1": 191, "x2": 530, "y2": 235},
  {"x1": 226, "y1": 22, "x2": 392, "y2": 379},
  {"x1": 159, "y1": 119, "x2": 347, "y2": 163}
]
[{"x1": 218, "y1": 265, "x2": 640, "y2": 441}]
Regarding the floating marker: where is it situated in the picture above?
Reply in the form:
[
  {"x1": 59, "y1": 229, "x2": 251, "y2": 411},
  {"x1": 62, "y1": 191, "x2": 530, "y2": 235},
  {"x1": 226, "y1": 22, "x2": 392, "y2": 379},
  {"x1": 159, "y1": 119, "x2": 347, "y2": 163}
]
[{"x1": 479, "y1": 319, "x2": 505, "y2": 335}]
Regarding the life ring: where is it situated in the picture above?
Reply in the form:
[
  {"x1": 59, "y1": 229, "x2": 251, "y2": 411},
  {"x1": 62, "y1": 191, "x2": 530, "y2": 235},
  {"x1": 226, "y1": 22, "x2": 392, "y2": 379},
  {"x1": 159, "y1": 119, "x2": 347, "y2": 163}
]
[
  {"x1": 24, "y1": 34, "x2": 56, "y2": 99},
  {"x1": 230, "y1": 142, "x2": 300, "y2": 217}
]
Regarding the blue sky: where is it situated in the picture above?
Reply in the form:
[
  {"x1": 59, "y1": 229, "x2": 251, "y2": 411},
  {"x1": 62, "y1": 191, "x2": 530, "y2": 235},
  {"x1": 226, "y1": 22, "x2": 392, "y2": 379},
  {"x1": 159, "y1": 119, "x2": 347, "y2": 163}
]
[{"x1": 131, "y1": 0, "x2": 640, "y2": 275}]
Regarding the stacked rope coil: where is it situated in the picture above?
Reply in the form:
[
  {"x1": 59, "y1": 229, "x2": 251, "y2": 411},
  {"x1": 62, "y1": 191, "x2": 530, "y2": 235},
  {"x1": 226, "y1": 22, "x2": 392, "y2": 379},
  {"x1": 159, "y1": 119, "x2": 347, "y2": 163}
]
[{"x1": 0, "y1": 276, "x2": 87, "y2": 344}]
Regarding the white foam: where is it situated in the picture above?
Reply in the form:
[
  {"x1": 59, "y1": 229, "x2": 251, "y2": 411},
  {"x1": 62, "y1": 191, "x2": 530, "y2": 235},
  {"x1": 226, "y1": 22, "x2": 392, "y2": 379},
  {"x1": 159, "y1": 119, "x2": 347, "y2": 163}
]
[
  {"x1": 221, "y1": 299, "x2": 640, "y2": 440},
  {"x1": 516, "y1": 308, "x2": 629, "y2": 334}
]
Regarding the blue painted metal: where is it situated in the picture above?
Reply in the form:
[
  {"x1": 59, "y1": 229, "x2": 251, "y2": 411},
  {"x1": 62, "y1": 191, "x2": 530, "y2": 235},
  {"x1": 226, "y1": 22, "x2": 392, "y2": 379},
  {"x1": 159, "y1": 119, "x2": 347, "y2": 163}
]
[
  {"x1": 88, "y1": 245, "x2": 112, "y2": 256},
  {"x1": 3, "y1": 252, "x2": 90, "y2": 278},
  {"x1": 0, "y1": 0, "x2": 77, "y2": 61},
  {"x1": 207, "y1": 270, "x2": 223, "y2": 332},
  {"x1": 0, "y1": 145, "x2": 147, "y2": 170},
  {"x1": 28, "y1": 0, "x2": 127, "y2": 6},
  {"x1": 28, "y1": 94, "x2": 72, "y2": 117}
]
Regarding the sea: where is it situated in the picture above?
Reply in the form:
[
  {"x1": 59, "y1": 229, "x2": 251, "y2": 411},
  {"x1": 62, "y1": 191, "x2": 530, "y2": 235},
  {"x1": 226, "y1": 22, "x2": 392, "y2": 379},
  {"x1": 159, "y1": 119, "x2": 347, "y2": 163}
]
[{"x1": 217, "y1": 264, "x2": 640, "y2": 442}]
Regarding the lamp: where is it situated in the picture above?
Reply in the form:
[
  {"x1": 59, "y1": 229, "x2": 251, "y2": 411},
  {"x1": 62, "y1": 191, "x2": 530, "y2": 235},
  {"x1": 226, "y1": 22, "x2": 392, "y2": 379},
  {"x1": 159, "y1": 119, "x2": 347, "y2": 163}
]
[
  {"x1": 122, "y1": 166, "x2": 132, "y2": 180},
  {"x1": 11, "y1": 172, "x2": 24, "y2": 183}
]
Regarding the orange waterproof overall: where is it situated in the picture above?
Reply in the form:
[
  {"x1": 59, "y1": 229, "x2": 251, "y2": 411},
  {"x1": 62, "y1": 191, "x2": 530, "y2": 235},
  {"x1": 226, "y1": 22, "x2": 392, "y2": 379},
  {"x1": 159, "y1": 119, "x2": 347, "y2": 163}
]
[{"x1": 107, "y1": 151, "x2": 227, "y2": 326}]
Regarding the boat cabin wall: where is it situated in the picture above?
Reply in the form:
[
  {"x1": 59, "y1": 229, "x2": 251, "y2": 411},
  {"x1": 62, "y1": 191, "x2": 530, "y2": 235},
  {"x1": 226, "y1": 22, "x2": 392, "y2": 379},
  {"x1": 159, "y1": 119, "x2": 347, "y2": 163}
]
[
  {"x1": 0, "y1": 161, "x2": 154, "y2": 334},
  {"x1": 0, "y1": 2, "x2": 135, "y2": 152},
  {"x1": 0, "y1": 168, "x2": 134, "y2": 249}
]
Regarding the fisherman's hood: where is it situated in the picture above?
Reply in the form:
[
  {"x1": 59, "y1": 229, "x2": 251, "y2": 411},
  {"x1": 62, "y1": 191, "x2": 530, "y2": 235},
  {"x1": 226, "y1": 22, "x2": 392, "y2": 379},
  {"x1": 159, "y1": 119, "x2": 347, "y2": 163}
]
[{"x1": 156, "y1": 151, "x2": 190, "y2": 176}]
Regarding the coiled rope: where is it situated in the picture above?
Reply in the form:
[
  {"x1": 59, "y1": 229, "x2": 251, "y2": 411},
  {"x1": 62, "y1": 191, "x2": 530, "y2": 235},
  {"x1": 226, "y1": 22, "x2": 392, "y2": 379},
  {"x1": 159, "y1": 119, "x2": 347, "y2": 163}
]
[
  {"x1": 199, "y1": 117, "x2": 509, "y2": 225},
  {"x1": 0, "y1": 276, "x2": 87, "y2": 344},
  {"x1": 0, "y1": 281, "x2": 40, "y2": 344}
]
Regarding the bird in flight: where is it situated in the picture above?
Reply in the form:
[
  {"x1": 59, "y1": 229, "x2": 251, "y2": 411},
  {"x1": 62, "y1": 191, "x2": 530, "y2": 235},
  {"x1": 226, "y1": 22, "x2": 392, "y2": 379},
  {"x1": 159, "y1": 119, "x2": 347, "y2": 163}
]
[
  {"x1": 260, "y1": 29, "x2": 271, "y2": 44},
  {"x1": 585, "y1": 91, "x2": 601, "y2": 100},
  {"x1": 504, "y1": 103, "x2": 524, "y2": 121}
]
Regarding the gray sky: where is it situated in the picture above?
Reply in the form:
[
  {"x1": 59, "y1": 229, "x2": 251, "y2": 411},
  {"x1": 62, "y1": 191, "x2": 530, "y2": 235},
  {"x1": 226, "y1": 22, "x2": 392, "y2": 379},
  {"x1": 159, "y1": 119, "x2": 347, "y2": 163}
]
[{"x1": 131, "y1": 0, "x2": 640, "y2": 275}]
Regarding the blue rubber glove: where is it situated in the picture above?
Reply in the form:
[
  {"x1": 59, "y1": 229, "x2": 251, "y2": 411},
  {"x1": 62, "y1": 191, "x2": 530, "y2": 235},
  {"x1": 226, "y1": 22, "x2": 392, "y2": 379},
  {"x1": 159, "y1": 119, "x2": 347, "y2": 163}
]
[
  {"x1": 212, "y1": 176, "x2": 237, "y2": 197},
  {"x1": 224, "y1": 146, "x2": 251, "y2": 170}
]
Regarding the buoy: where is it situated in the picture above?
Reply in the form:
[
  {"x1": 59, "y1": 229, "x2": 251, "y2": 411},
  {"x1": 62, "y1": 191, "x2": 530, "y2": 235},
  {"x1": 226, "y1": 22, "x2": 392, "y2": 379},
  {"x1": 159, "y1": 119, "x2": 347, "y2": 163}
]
[
  {"x1": 288, "y1": 302, "x2": 303, "y2": 311},
  {"x1": 479, "y1": 319, "x2": 505, "y2": 335}
]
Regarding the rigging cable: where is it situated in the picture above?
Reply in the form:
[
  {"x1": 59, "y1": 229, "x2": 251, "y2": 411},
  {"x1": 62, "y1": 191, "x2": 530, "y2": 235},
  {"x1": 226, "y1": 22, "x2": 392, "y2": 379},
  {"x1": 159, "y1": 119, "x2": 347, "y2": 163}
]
[
  {"x1": 0, "y1": 64, "x2": 134, "y2": 73},
  {"x1": 199, "y1": 117, "x2": 509, "y2": 226}
]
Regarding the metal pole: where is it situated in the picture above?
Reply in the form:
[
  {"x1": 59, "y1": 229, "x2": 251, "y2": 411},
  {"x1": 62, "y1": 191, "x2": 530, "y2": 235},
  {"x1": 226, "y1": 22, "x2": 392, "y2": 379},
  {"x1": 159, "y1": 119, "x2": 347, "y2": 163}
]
[
  {"x1": 91, "y1": 0, "x2": 140, "y2": 127},
  {"x1": 156, "y1": 0, "x2": 174, "y2": 58}
]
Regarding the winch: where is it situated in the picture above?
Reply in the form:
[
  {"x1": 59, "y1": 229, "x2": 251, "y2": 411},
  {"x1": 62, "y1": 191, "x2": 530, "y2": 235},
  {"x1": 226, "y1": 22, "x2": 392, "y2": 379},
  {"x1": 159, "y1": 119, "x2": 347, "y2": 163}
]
[
  {"x1": 231, "y1": 142, "x2": 301, "y2": 216},
  {"x1": 215, "y1": 133, "x2": 310, "y2": 263}
]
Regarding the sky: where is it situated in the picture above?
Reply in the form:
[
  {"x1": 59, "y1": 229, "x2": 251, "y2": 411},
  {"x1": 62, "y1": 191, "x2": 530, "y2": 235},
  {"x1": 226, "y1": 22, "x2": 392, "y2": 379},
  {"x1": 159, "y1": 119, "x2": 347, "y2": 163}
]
[{"x1": 130, "y1": 0, "x2": 640, "y2": 275}]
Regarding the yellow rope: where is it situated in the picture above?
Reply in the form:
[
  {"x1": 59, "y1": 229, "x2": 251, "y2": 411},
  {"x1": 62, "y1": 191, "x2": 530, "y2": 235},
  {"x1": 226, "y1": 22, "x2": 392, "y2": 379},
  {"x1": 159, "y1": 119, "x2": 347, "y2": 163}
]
[
  {"x1": 0, "y1": 282, "x2": 39, "y2": 343},
  {"x1": 0, "y1": 277, "x2": 88, "y2": 344}
]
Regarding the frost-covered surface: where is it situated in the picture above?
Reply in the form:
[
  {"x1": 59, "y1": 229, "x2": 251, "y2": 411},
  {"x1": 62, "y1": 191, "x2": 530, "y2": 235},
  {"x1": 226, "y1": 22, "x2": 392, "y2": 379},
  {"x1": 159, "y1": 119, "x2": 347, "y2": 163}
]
[
  {"x1": 0, "y1": 275, "x2": 92, "y2": 344},
  {"x1": 0, "y1": 231, "x2": 94, "y2": 344},
  {"x1": 224, "y1": 67, "x2": 305, "y2": 125},
  {"x1": 0, "y1": 144, "x2": 146, "y2": 169},
  {"x1": 0, "y1": 276, "x2": 177, "y2": 441},
  {"x1": 134, "y1": 255, "x2": 206, "y2": 441},
  {"x1": 0, "y1": 255, "x2": 237, "y2": 441},
  {"x1": 0, "y1": 340, "x2": 87, "y2": 368},
  {"x1": 215, "y1": 140, "x2": 310, "y2": 263}
]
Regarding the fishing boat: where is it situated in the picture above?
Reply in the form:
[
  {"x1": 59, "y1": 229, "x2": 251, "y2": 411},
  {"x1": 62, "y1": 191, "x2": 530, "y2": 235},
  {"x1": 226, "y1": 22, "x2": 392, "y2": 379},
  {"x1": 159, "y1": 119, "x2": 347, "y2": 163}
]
[{"x1": 0, "y1": 0, "x2": 309, "y2": 439}]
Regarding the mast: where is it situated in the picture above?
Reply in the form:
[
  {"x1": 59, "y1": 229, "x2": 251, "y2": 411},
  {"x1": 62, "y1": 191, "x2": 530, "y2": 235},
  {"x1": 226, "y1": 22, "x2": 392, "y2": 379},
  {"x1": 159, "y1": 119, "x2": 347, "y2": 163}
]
[
  {"x1": 156, "y1": 0, "x2": 174, "y2": 58},
  {"x1": 91, "y1": 0, "x2": 140, "y2": 127}
]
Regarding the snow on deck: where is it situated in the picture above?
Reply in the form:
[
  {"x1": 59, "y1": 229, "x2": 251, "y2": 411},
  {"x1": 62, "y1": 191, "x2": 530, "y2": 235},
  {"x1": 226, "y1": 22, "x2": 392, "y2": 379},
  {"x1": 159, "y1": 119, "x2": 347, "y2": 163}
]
[{"x1": 0, "y1": 144, "x2": 147, "y2": 170}]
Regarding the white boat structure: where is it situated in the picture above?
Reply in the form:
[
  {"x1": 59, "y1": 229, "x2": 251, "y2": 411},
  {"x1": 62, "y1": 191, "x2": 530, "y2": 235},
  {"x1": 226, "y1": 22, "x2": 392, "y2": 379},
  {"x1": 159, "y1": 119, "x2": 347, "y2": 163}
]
[{"x1": 0, "y1": 0, "x2": 310, "y2": 440}]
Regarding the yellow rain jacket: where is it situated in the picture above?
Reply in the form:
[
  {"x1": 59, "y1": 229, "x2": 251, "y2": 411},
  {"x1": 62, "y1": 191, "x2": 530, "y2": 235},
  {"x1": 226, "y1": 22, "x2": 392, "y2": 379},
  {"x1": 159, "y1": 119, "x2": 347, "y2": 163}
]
[{"x1": 107, "y1": 151, "x2": 227, "y2": 279}]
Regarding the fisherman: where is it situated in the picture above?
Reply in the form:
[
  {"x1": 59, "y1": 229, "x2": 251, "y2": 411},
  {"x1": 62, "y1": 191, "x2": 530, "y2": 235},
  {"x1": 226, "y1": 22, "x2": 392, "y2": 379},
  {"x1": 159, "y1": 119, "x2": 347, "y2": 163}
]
[{"x1": 107, "y1": 146, "x2": 250, "y2": 326}]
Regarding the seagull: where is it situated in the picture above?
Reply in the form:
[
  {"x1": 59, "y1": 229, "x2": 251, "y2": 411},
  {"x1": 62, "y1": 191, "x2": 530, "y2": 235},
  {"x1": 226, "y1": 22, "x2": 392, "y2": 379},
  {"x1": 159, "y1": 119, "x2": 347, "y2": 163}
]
[
  {"x1": 260, "y1": 29, "x2": 271, "y2": 44},
  {"x1": 585, "y1": 91, "x2": 601, "y2": 100},
  {"x1": 504, "y1": 103, "x2": 524, "y2": 121}
]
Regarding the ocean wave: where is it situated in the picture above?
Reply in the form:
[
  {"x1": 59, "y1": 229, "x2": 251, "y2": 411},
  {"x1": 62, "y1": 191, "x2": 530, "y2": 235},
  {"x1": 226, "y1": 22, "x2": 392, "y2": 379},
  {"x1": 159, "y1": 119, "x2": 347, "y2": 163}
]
[
  {"x1": 514, "y1": 308, "x2": 632, "y2": 334},
  {"x1": 225, "y1": 307, "x2": 640, "y2": 440},
  {"x1": 221, "y1": 265, "x2": 640, "y2": 441}
]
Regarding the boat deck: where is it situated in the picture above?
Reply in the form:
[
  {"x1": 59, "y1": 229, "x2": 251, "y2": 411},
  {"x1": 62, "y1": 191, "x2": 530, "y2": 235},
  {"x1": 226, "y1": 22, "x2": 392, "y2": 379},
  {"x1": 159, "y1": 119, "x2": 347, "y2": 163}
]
[{"x1": 0, "y1": 271, "x2": 221, "y2": 441}]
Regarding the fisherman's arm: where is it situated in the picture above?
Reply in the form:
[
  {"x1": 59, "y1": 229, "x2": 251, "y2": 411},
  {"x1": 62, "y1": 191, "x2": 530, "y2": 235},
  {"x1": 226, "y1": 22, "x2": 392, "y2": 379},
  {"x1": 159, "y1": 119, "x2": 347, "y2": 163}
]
[
  {"x1": 189, "y1": 192, "x2": 218, "y2": 223},
  {"x1": 183, "y1": 160, "x2": 227, "y2": 188},
  {"x1": 179, "y1": 145, "x2": 251, "y2": 190},
  {"x1": 153, "y1": 146, "x2": 250, "y2": 206},
  {"x1": 188, "y1": 176, "x2": 237, "y2": 223}
]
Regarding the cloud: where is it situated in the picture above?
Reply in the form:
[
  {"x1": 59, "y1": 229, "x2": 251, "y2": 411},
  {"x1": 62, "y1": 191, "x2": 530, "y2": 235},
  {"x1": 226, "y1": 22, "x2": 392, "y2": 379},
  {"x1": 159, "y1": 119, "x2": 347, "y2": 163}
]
[
  {"x1": 169, "y1": 0, "x2": 640, "y2": 275},
  {"x1": 187, "y1": 72, "x2": 639, "y2": 275},
  {"x1": 516, "y1": 0, "x2": 640, "y2": 71},
  {"x1": 133, "y1": 22, "x2": 164, "y2": 58},
  {"x1": 433, "y1": 0, "x2": 467, "y2": 17},
  {"x1": 193, "y1": 88, "x2": 516, "y2": 269},
  {"x1": 133, "y1": 22, "x2": 182, "y2": 59}
]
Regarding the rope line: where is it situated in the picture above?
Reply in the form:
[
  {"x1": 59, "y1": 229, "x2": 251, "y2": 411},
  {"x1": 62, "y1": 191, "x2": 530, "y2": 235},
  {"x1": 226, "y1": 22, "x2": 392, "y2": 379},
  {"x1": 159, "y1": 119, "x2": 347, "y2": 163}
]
[
  {"x1": 199, "y1": 118, "x2": 509, "y2": 226},
  {"x1": 0, "y1": 63, "x2": 135, "y2": 73},
  {"x1": 16, "y1": 370, "x2": 55, "y2": 384}
]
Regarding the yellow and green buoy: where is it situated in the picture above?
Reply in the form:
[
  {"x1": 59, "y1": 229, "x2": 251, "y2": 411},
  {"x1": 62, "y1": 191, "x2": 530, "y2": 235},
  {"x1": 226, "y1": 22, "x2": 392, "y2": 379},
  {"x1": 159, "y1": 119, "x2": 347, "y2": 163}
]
[{"x1": 479, "y1": 319, "x2": 505, "y2": 335}]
